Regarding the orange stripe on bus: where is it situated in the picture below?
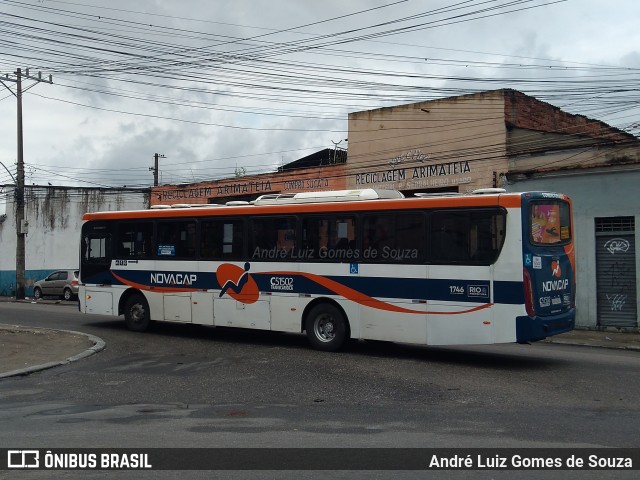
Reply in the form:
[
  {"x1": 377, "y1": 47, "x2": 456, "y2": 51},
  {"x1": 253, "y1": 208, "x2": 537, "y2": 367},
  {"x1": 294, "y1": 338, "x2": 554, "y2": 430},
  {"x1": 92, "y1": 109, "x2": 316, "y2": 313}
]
[
  {"x1": 264, "y1": 270, "x2": 493, "y2": 315},
  {"x1": 82, "y1": 195, "x2": 522, "y2": 221}
]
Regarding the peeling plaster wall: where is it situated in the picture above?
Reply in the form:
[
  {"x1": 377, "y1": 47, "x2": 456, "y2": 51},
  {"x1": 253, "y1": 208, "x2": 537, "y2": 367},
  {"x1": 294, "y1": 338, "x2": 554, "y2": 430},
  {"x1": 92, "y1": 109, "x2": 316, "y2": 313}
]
[{"x1": 0, "y1": 186, "x2": 148, "y2": 296}]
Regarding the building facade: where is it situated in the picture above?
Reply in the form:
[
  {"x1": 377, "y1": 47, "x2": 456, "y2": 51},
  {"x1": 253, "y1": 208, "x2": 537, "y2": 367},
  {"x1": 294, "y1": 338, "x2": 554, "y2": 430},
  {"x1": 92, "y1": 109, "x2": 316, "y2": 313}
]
[
  {"x1": 0, "y1": 186, "x2": 148, "y2": 297},
  {"x1": 151, "y1": 149, "x2": 346, "y2": 207},
  {"x1": 346, "y1": 90, "x2": 506, "y2": 193},
  {"x1": 345, "y1": 89, "x2": 634, "y2": 195}
]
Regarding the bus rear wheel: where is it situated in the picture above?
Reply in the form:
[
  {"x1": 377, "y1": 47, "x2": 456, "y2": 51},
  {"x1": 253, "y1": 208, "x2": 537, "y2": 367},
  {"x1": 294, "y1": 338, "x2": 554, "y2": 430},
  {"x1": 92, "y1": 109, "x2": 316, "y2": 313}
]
[
  {"x1": 124, "y1": 294, "x2": 150, "y2": 332},
  {"x1": 305, "y1": 303, "x2": 348, "y2": 352}
]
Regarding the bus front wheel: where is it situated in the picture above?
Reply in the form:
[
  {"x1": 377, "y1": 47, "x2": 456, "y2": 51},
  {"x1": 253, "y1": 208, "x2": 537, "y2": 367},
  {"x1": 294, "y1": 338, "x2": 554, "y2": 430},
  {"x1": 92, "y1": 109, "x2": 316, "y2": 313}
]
[
  {"x1": 305, "y1": 303, "x2": 348, "y2": 352},
  {"x1": 124, "y1": 294, "x2": 150, "y2": 332}
]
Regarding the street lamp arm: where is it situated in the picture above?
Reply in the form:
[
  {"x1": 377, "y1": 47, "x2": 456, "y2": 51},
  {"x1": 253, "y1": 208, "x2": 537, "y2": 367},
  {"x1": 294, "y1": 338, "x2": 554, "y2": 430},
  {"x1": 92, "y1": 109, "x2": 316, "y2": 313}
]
[{"x1": 0, "y1": 160, "x2": 17, "y2": 184}]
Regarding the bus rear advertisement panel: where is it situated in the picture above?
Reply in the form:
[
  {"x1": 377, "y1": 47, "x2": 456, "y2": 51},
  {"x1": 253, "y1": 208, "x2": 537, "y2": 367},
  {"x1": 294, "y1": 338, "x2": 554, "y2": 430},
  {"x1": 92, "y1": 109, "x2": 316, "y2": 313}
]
[{"x1": 79, "y1": 189, "x2": 575, "y2": 351}]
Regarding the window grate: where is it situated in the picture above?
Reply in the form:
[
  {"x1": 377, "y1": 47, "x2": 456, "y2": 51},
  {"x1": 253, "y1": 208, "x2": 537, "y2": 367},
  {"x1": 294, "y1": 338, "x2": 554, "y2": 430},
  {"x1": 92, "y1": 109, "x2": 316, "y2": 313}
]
[{"x1": 595, "y1": 217, "x2": 635, "y2": 233}]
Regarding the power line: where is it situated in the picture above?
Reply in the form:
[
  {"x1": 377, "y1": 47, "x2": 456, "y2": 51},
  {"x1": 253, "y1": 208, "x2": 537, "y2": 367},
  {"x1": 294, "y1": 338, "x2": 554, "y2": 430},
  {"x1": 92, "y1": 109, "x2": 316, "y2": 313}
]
[{"x1": 1, "y1": 0, "x2": 638, "y2": 193}]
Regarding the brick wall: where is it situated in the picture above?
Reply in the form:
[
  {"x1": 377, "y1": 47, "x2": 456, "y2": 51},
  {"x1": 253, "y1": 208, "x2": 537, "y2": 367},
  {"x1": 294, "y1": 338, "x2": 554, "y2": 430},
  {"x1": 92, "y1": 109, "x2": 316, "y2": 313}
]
[{"x1": 503, "y1": 89, "x2": 633, "y2": 142}]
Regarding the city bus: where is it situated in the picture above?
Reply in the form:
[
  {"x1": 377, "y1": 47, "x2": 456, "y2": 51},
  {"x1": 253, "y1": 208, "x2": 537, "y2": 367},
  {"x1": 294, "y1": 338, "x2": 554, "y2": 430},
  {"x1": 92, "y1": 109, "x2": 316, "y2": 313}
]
[{"x1": 79, "y1": 188, "x2": 575, "y2": 351}]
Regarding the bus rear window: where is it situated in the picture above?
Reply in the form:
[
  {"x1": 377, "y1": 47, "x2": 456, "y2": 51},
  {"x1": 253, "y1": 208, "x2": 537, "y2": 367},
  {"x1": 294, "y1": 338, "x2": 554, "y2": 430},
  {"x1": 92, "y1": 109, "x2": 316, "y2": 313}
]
[{"x1": 530, "y1": 201, "x2": 571, "y2": 245}]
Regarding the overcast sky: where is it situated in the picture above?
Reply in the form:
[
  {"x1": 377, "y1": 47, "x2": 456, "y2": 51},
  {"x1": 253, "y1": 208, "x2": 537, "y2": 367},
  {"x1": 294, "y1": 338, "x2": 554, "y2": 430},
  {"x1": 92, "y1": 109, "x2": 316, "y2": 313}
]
[{"x1": 1, "y1": 0, "x2": 639, "y2": 189}]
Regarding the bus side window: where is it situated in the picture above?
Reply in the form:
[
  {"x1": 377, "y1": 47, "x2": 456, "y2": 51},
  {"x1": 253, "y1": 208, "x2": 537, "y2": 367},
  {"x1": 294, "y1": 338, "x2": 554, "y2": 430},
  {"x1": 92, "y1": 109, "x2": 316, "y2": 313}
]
[
  {"x1": 83, "y1": 235, "x2": 110, "y2": 263},
  {"x1": 156, "y1": 221, "x2": 195, "y2": 258},
  {"x1": 200, "y1": 221, "x2": 217, "y2": 258},
  {"x1": 470, "y1": 217, "x2": 496, "y2": 262},
  {"x1": 430, "y1": 209, "x2": 505, "y2": 265},
  {"x1": 330, "y1": 217, "x2": 356, "y2": 252},
  {"x1": 363, "y1": 213, "x2": 424, "y2": 263},
  {"x1": 201, "y1": 220, "x2": 243, "y2": 260},
  {"x1": 157, "y1": 223, "x2": 174, "y2": 256},
  {"x1": 363, "y1": 215, "x2": 392, "y2": 252},
  {"x1": 251, "y1": 217, "x2": 297, "y2": 260},
  {"x1": 302, "y1": 217, "x2": 326, "y2": 252},
  {"x1": 116, "y1": 222, "x2": 152, "y2": 259},
  {"x1": 430, "y1": 214, "x2": 469, "y2": 263},
  {"x1": 183, "y1": 222, "x2": 197, "y2": 258}
]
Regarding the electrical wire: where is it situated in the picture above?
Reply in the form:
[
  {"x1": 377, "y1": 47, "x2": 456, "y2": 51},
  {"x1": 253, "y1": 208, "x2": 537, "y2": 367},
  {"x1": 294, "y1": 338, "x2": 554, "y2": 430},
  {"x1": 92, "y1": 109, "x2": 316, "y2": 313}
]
[{"x1": 1, "y1": 0, "x2": 638, "y2": 192}]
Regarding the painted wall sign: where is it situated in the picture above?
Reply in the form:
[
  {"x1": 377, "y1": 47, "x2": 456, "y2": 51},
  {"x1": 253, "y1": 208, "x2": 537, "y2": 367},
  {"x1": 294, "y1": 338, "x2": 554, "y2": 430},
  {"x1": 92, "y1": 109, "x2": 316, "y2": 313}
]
[
  {"x1": 355, "y1": 160, "x2": 472, "y2": 187},
  {"x1": 159, "y1": 187, "x2": 212, "y2": 201},
  {"x1": 150, "y1": 164, "x2": 347, "y2": 207},
  {"x1": 216, "y1": 181, "x2": 272, "y2": 196},
  {"x1": 156, "y1": 176, "x2": 337, "y2": 203},
  {"x1": 283, "y1": 178, "x2": 330, "y2": 191}
]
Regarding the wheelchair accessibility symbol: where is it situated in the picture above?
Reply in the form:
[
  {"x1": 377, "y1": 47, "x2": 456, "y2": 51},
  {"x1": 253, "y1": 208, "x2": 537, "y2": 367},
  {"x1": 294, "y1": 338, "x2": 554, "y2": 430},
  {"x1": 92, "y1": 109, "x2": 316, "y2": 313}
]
[{"x1": 350, "y1": 263, "x2": 359, "y2": 274}]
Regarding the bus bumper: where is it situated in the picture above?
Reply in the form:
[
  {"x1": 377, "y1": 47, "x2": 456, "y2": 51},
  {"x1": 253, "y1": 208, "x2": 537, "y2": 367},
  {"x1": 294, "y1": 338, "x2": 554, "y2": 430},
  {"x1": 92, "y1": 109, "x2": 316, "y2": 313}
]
[{"x1": 515, "y1": 308, "x2": 576, "y2": 343}]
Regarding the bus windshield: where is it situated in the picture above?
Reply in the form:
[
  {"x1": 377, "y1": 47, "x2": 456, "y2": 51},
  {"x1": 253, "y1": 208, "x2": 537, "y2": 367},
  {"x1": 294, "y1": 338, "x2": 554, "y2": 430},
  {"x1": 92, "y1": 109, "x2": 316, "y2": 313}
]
[{"x1": 529, "y1": 200, "x2": 571, "y2": 245}]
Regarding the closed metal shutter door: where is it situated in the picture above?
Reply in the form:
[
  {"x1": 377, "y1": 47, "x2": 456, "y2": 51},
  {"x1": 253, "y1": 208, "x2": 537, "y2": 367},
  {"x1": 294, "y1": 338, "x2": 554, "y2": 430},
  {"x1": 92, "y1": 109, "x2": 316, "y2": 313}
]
[{"x1": 595, "y1": 217, "x2": 637, "y2": 327}]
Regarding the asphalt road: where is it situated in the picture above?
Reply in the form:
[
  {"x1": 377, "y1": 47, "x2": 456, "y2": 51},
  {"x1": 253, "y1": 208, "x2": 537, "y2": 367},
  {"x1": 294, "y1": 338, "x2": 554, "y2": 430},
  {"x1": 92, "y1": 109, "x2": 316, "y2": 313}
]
[{"x1": 1, "y1": 302, "x2": 639, "y2": 479}]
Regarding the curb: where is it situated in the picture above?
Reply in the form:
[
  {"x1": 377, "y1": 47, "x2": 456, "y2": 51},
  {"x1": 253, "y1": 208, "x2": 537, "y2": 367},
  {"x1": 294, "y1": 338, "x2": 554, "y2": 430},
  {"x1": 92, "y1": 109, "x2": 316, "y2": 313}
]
[
  {"x1": 0, "y1": 297, "x2": 77, "y2": 306},
  {"x1": 0, "y1": 327, "x2": 106, "y2": 379},
  {"x1": 543, "y1": 338, "x2": 640, "y2": 352}
]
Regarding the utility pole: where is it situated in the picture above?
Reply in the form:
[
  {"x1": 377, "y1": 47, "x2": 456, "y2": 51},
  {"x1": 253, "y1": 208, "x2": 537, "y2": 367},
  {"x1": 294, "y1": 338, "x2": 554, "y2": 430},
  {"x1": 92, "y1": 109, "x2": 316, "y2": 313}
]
[
  {"x1": 1, "y1": 68, "x2": 53, "y2": 299},
  {"x1": 150, "y1": 153, "x2": 165, "y2": 186}
]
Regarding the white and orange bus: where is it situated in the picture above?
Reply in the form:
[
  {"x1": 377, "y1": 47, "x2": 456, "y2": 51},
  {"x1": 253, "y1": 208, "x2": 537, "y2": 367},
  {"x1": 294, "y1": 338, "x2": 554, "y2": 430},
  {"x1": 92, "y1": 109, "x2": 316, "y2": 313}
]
[{"x1": 79, "y1": 188, "x2": 575, "y2": 351}]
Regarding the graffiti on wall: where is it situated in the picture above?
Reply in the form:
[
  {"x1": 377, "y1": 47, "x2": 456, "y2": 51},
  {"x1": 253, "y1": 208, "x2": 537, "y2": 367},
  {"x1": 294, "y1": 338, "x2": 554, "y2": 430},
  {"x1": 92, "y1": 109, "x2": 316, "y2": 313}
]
[
  {"x1": 602, "y1": 237, "x2": 635, "y2": 312},
  {"x1": 606, "y1": 293, "x2": 627, "y2": 311},
  {"x1": 603, "y1": 238, "x2": 630, "y2": 255}
]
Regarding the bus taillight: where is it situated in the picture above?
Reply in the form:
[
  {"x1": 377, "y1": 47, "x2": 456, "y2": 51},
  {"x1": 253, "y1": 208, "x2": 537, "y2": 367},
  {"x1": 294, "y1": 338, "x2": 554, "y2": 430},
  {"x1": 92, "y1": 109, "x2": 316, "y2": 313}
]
[{"x1": 523, "y1": 268, "x2": 535, "y2": 317}]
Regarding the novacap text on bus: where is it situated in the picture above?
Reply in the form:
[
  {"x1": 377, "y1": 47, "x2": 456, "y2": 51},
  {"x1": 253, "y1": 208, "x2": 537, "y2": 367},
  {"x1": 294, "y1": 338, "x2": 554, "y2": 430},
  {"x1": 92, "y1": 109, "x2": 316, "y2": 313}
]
[{"x1": 79, "y1": 188, "x2": 575, "y2": 351}]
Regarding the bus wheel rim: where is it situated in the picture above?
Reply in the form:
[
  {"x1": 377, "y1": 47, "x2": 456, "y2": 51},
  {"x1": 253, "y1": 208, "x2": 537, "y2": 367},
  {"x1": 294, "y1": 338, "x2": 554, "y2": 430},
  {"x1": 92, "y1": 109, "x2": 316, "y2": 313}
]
[
  {"x1": 131, "y1": 304, "x2": 145, "y2": 323},
  {"x1": 314, "y1": 314, "x2": 335, "y2": 342}
]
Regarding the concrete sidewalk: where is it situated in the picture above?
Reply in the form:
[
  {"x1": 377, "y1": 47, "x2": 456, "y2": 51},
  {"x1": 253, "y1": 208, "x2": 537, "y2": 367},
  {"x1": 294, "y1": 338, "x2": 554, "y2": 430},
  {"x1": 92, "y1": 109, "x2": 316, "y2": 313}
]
[
  {"x1": 543, "y1": 328, "x2": 640, "y2": 350},
  {"x1": 0, "y1": 324, "x2": 105, "y2": 379}
]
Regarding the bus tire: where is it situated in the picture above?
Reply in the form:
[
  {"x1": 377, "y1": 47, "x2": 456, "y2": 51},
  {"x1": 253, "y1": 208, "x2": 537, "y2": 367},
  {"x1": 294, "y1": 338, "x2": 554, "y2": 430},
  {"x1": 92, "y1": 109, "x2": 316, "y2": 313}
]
[
  {"x1": 305, "y1": 303, "x2": 348, "y2": 352},
  {"x1": 124, "y1": 294, "x2": 151, "y2": 332}
]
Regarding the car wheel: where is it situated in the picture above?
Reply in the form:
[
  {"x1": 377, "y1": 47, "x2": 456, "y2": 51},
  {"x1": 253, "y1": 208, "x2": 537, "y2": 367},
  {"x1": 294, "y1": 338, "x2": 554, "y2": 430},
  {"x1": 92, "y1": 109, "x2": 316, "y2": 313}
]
[
  {"x1": 305, "y1": 303, "x2": 349, "y2": 352},
  {"x1": 124, "y1": 294, "x2": 151, "y2": 332},
  {"x1": 33, "y1": 287, "x2": 42, "y2": 300},
  {"x1": 63, "y1": 288, "x2": 73, "y2": 301}
]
